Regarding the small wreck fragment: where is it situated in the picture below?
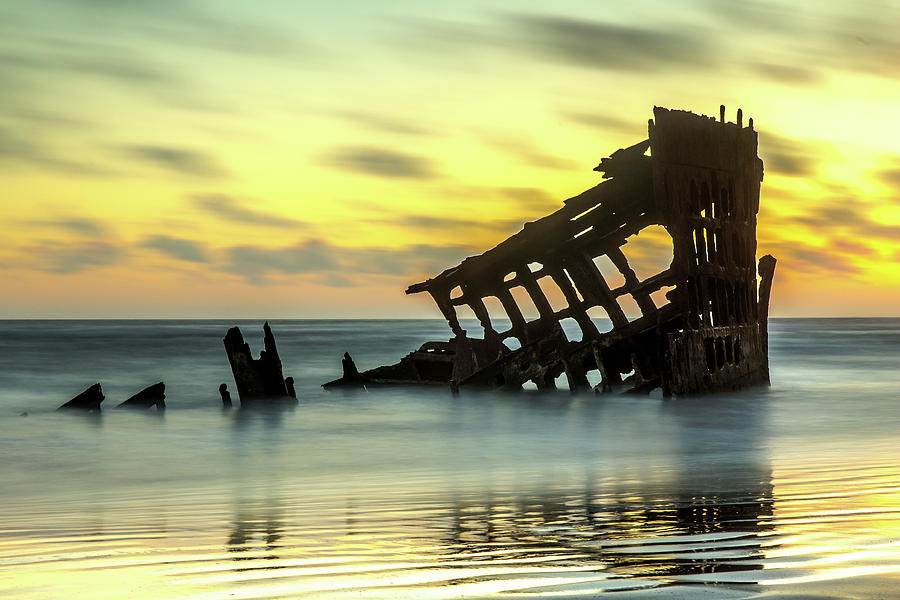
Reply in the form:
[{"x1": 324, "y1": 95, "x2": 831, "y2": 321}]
[
  {"x1": 116, "y1": 382, "x2": 166, "y2": 410},
  {"x1": 58, "y1": 383, "x2": 104, "y2": 411},
  {"x1": 224, "y1": 322, "x2": 297, "y2": 404},
  {"x1": 325, "y1": 106, "x2": 776, "y2": 396}
]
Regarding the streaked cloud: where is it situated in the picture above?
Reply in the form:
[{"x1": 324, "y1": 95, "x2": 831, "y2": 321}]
[
  {"x1": 332, "y1": 111, "x2": 436, "y2": 136},
  {"x1": 749, "y1": 61, "x2": 823, "y2": 85},
  {"x1": 223, "y1": 238, "x2": 473, "y2": 285},
  {"x1": 37, "y1": 218, "x2": 109, "y2": 237},
  {"x1": 793, "y1": 199, "x2": 900, "y2": 241},
  {"x1": 482, "y1": 136, "x2": 579, "y2": 170},
  {"x1": 26, "y1": 240, "x2": 125, "y2": 274},
  {"x1": 876, "y1": 166, "x2": 900, "y2": 190},
  {"x1": 121, "y1": 145, "x2": 229, "y2": 178},
  {"x1": 560, "y1": 111, "x2": 646, "y2": 136},
  {"x1": 499, "y1": 187, "x2": 559, "y2": 211},
  {"x1": 191, "y1": 194, "x2": 306, "y2": 229},
  {"x1": 768, "y1": 239, "x2": 861, "y2": 275},
  {"x1": 758, "y1": 133, "x2": 817, "y2": 177},
  {"x1": 503, "y1": 14, "x2": 716, "y2": 72},
  {"x1": 141, "y1": 235, "x2": 209, "y2": 263},
  {"x1": 0, "y1": 125, "x2": 107, "y2": 175},
  {"x1": 226, "y1": 239, "x2": 339, "y2": 282},
  {"x1": 323, "y1": 146, "x2": 438, "y2": 179}
]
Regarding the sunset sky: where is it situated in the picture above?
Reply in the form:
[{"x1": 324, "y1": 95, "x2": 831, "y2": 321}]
[{"x1": 1, "y1": 0, "x2": 898, "y2": 318}]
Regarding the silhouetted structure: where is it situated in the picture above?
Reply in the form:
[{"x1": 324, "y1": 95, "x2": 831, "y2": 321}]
[
  {"x1": 219, "y1": 383, "x2": 233, "y2": 407},
  {"x1": 223, "y1": 322, "x2": 296, "y2": 404},
  {"x1": 58, "y1": 383, "x2": 104, "y2": 411},
  {"x1": 116, "y1": 382, "x2": 166, "y2": 410},
  {"x1": 325, "y1": 106, "x2": 776, "y2": 395}
]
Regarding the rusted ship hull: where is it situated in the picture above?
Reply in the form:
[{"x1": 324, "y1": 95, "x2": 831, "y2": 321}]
[{"x1": 325, "y1": 106, "x2": 776, "y2": 396}]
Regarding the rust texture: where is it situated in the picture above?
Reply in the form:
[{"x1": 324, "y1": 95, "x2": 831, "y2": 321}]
[
  {"x1": 325, "y1": 106, "x2": 777, "y2": 395},
  {"x1": 224, "y1": 322, "x2": 297, "y2": 404}
]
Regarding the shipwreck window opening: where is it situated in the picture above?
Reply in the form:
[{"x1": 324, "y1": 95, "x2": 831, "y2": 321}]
[
  {"x1": 690, "y1": 179, "x2": 700, "y2": 215},
  {"x1": 714, "y1": 229, "x2": 726, "y2": 266},
  {"x1": 455, "y1": 304, "x2": 486, "y2": 339},
  {"x1": 586, "y1": 370, "x2": 602, "y2": 389},
  {"x1": 562, "y1": 269, "x2": 585, "y2": 303},
  {"x1": 570, "y1": 205, "x2": 597, "y2": 223},
  {"x1": 617, "y1": 294, "x2": 642, "y2": 322},
  {"x1": 528, "y1": 262, "x2": 544, "y2": 275},
  {"x1": 731, "y1": 231, "x2": 743, "y2": 267},
  {"x1": 509, "y1": 286, "x2": 540, "y2": 322},
  {"x1": 559, "y1": 317, "x2": 582, "y2": 342},
  {"x1": 538, "y1": 277, "x2": 568, "y2": 313},
  {"x1": 619, "y1": 224, "x2": 674, "y2": 282},
  {"x1": 554, "y1": 372, "x2": 569, "y2": 390},
  {"x1": 733, "y1": 337, "x2": 742, "y2": 364},
  {"x1": 704, "y1": 337, "x2": 716, "y2": 373},
  {"x1": 504, "y1": 336, "x2": 522, "y2": 351},
  {"x1": 725, "y1": 335, "x2": 734, "y2": 364},
  {"x1": 592, "y1": 254, "x2": 625, "y2": 289},
  {"x1": 701, "y1": 181, "x2": 712, "y2": 219},
  {"x1": 694, "y1": 227, "x2": 708, "y2": 265},
  {"x1": 503, "y1": 271, "x2": 516, "y2": 283},
  {"x1": 720, "y1": 188, "x2": 730, "y2": 218},
  {"x1": 482, "y1": 296, "x2": 510, "y2": 332},
  {"x1": 715, "y1": 337, "x2": 726, "y2": 370},
  {"x1": 586, "y1": 305, "x2": 613, "y2": 333},
  {"x1": 522, "y1": 381, "x2": 538, "y2": 391},
  {"x1": 706, "y1": 226, "x2": 717, "y2": 265},
  {"x1": 686, "y1": 279, "x2": 701, "y2": 329},
  {"x1": 450, "y1": 285, "x2": 463, "y2": 300},
  {"x1": 649, "y1": 285, "x2": 676, "y2": 309},
  {"x1": 574, "y1": 226, "x2": 593, "y2": 239}
]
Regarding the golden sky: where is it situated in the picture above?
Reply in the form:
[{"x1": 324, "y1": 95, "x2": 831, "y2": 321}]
[{"x1": 1, "y1": 0, "x2": 898, "y2": 317}]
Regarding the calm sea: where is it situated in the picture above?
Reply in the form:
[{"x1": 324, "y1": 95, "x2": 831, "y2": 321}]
[{"x1": 1, "y1": 318, "x2": 899, "y2": 599}]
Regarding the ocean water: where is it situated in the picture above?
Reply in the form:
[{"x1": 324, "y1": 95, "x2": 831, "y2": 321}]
[{"x1": 1, "y1": 318, "x2": 899, "y2": 599}]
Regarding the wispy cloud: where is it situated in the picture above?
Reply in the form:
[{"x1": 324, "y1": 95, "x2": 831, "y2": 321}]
[
  {"x1": 498, "y1": 187, "x2": 559, "y2": 211},
  {"x1": 749, "y1": 61, "x2": 823, "y2": 85},
  {"x1": 34, "y1": 217, "x2": 109, "y2": 237},
  {"x1": 323, "y1": 146, "x2": 438, "y2": 179},
  {"x1": 503, "y1": 14, "x2": 716, "y2": 72},
  {"x1": 222, "y1": 238, "x2": 474, "y2": 285},
  {"x1": 560, "y1": 111, "x2": 646, "y2": 136},
  {"x1": 482, "y1": 136, "x2": 579, "y2": 170},
  {"x1": 393, "y1": 13, "x2": 718, "y2": 74},
  {"x1": 0, "y1": 125, "x2": 108, "y2": 175},
  {"x1": 768, "y1": 239, "x2": 861, "y2": 275},
  {"x1": 191, "y1": 194, "x2": 305, "y2": 229},
  {"x1": 121, "y1": 145, "x2": 229, "y2": 178},
  {"x1": 25, "y1": 240, "x2": 125, "y2": 274},
  {"x1": 876, "y1": 166, "x2": 900, "y2": 190},
  {"x1": 331, "y1": 111, "x2": 436, "y2": 136},
  {"x1": 141, "y1": 235, "x2": 209, "y2": 263},
  {"x1": 759, "y1": 132, "x2": 817, "y2": 177}
]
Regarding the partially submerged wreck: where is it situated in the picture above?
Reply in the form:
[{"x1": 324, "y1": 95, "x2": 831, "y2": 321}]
[
  {"x1": 224, "y1": 322, "x2": 297, "y2": 405},
  {"x1": 325, "y1": 106, "x2": 776, "y2": 396}
]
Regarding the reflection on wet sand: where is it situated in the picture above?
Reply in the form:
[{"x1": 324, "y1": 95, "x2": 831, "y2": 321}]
[{"x1": 227, "y1": 500, "x2": 284, "y2": 561}]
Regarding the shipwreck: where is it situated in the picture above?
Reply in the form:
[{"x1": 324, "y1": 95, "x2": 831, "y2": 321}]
[{"x1": 325, "y1": 106, "x2": 776, "y2": 396}]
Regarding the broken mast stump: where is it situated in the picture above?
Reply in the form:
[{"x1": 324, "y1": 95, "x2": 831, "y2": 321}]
[
  {"x1": 223, "y1": 322, "x2": 296, "y2": 404},
  {"x1": 116, "y1": 382, "x2": 166, "y2": 410},
  {"x1": 58, "y1": 383, "x2": 104, "y2": 411}
]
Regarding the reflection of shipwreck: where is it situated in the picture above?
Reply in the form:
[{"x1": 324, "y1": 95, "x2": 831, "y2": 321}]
[{"x1": 325, "y1": 106, "x2": 776, "y2": 396}]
